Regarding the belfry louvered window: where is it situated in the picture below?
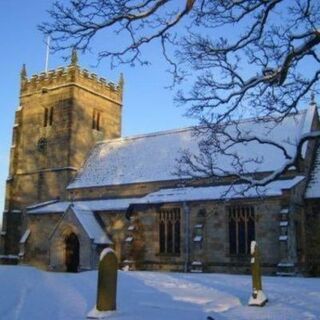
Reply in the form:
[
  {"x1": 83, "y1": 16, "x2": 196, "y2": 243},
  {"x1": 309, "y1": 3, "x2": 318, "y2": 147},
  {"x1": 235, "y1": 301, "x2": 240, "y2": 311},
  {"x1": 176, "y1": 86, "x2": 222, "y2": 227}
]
[
  {"x1": 228, "y1": 206, "x2": 255, "y2": 255},
  {"x1": 92, "y1": 109, "x2": 101, "y2": 131},
  {"x1": 44, "y1": 107, "x2": 53, "y2": 127},
  {"x1": 159, "y1": 208, "x2": 181, "y2": 255}
]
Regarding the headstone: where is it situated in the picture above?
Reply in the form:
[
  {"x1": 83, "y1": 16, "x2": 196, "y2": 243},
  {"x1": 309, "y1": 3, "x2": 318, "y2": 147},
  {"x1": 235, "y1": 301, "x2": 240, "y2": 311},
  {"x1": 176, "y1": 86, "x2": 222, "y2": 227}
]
[
  {"x1": 248, "y1": 241, "x2": 268, "y2": 307},
  {"x1": 87, "y1": 248, "x2": 118, "y2": 319}
]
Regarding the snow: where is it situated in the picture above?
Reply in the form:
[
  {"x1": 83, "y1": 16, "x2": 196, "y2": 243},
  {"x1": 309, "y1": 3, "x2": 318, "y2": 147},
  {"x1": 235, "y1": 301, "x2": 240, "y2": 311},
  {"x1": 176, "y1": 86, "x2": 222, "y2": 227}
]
[
  {"x1": 122, "y1": 259, "x2": 134, "y2": 265},
  {"x1": 250, "y1": 241, "x2": 257, "y2": 255},
  {"x1": 27, "y1": 199, "x2": 60, "y2": 210},
  {"x1": 27, "y1": 177, "x2": 304, "y2": 216},
  {"x1": 248, "y1": 290, "x2": 268, "y2": 307},
  {"x1": 125, "y1": 236, "x2": 133, "y2": 242},
  {"x1": 301, "y1": 102, "x2": 317, "y2": 156},
  {"x1": 19, "y1": 229, "x2": 30, "y2": 244},
  {"x1": 67, "y1": 127, "x2": 200, "y2": 189},
  {"x1": 278, "y1": 262, "x2": 295, "y2": 267},
  {"x1": 193, "y1": 236, "x2": 202, "y2": 242},
  {"x1": 1, "y1": 266, "x2": 320, "y2": 320},
  {"x1": 68, "y1": 111, "x2": 312, "y2": 189},
  {"x1": 137, "y1": 176, "x2": 304, "y2": 204},
  {"x1": 0, "y1": 255, "x2": 19, "y2": 260},
  {"x1": 87, "y1": 307, "x2": 115, "y2": 319},
  {"x1": 71, "y1": 205, "x2": 112, "y2": 245},
  {"x1": 27, "y1": 198, "x2": 142, "y2": 214},
  {"x1": 19, "y1": 230, "x2": 30, "y2": 257},
  {"x1": 99, "y1": 247, "x2": 115, "y2": 261}
]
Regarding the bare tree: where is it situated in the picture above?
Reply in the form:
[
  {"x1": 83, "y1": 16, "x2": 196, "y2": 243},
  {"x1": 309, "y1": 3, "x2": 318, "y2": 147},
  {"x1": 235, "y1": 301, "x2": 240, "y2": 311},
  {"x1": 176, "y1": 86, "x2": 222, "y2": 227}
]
[{"x1": 40, "y1": 0, "x2": 320, "y2": 187}]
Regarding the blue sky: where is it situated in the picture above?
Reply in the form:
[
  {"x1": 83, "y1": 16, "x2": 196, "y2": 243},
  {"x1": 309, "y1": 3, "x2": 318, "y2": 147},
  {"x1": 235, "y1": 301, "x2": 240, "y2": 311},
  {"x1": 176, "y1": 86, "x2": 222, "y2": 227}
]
[{"x1": 0, "y1": 1, "x2": 195, "y2": 223}]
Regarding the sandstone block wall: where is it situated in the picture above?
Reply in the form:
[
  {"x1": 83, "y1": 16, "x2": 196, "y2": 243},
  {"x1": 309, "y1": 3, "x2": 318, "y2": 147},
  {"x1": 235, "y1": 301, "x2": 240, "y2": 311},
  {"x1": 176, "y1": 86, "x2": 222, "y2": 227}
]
[
  {"x1": 118, "y1": 198, "x2": 286, "y2": 274},
  {"x1": 3, "y1": 63, "x2": 123, "y2": 255}
]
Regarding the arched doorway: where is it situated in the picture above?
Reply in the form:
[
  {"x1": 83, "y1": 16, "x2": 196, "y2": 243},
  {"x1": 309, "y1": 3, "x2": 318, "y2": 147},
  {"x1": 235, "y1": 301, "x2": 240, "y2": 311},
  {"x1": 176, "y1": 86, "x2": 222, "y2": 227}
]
[{"x1": 65, "y1": 233, "x2": 80, "y2": 272}]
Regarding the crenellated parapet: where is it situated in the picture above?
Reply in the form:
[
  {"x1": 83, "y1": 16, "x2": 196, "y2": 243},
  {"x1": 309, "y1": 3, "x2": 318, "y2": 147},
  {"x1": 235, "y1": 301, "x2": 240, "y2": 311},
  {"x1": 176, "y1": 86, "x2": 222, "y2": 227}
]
[{"x1": 20, "y1": 64, "x2": 123, "y2": 103}]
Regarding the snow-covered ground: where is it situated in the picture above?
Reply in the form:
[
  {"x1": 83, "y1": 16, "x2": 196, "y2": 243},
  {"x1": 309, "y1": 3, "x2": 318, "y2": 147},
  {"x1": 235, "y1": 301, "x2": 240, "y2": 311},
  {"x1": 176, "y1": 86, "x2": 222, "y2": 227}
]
[{"x1": 0, "y1": 265, "x2": 320, "y2": 320}]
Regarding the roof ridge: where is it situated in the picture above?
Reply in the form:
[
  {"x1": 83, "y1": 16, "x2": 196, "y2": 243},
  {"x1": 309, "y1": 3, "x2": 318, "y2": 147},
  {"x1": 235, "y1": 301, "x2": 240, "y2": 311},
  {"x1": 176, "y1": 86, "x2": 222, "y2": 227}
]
[
  {"x1": 97, "y1": 109, "x2": 307, "y2": 146},
  {"x1": 97, "y1": 126, "x2": 195, "y2": 145}
]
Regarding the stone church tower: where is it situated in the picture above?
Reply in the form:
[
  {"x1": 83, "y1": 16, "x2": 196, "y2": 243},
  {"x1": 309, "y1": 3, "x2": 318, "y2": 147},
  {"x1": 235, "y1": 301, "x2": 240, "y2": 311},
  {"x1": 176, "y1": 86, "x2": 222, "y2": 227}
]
[{"x1": 2, "y1": 51, "x2": 123, "y2": 254}]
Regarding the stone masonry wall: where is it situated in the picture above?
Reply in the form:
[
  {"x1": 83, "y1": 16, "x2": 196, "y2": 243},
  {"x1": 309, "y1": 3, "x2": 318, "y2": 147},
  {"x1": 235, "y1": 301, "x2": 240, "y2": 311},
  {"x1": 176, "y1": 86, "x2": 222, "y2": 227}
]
[
  {"x1": 304, "y1": 200, "x2": 320, "y2": 275},
  {"x1": 123, "y1": 197, "x2": 286, "y2": 274},
  {"x1": 3, "y1": 62, "x2": 123, "y2": 255},
  {"x1": 23, "y1": 214, "x2": 62, "y2": 269},
  {"x1": 98, "y1": 212, "x2": 128, "y2": 262}
]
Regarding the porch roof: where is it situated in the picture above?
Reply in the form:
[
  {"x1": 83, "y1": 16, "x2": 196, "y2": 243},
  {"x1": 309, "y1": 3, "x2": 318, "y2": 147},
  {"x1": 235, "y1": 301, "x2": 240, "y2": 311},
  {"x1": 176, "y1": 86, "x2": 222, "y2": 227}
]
[
  {"x1": 70, "y1": 205, "x2": 112, "y2": 245},
  {"x1": 27, "y1": 197, "x2": 142, "y2": 214}
]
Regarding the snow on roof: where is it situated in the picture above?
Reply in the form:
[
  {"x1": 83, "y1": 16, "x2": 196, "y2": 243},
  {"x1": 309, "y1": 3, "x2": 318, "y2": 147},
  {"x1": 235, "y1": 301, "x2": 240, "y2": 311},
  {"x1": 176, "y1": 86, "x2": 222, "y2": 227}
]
[
  {"x1": 19, "y1": 229, "x2": 31, "y2": 244},
  {"x1": 301, "y1": 103, "x2": 317, "y2": 156},
  {"x1": 137, "y1": 176, "x2": 305, "y2": 204},
  {"x1": 27, "y1": 201, "x2": 70, "y2": 214},
  {"x1": 27, "y1": 198, "x2": 142, "y2": 214},
  {"x1": 28, "y1": 176, "x2": 303, "y2": 215},
  {"x1": 305, "y1": 145, "x2": 320, "y2": 198},
  {"x1": 70, "y1": 205, "x2": 112, "y2": 245},
  {"x1": 27, "y1": 200, "x2": 61, "y2": 210},
  {"x1": 67, "y1": 110, "x2": 312, "y2": 189},
  {"x1": 100, "y1": 247, "x2": 116, "y2": 261}
]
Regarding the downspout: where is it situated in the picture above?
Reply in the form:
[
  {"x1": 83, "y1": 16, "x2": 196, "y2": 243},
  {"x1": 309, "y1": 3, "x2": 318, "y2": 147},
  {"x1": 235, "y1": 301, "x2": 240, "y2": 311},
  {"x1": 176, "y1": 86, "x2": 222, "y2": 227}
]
[{"x1": 183, "y1": 202, "x2": 190, "y2": 273}]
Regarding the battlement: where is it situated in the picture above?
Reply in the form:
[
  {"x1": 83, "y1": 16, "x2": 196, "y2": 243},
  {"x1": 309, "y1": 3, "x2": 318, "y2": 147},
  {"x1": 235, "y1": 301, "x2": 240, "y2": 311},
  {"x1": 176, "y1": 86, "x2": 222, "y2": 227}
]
[{"x1": 20, "y1": 63, "x2": 123, "y2": 103}]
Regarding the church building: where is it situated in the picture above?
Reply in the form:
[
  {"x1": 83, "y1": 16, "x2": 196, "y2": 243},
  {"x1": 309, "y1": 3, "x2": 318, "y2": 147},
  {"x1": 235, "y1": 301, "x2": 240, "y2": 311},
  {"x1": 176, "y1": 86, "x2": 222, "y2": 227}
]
[{"x1": 1, "y1": 53, "x2": 320, "y2": 275}]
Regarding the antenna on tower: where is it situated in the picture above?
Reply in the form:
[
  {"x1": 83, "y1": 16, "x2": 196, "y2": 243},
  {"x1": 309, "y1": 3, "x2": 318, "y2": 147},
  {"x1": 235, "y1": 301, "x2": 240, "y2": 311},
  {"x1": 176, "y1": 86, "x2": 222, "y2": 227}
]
[{"x1": 45, "y1": 35, "x2": 51, "y2": 73}]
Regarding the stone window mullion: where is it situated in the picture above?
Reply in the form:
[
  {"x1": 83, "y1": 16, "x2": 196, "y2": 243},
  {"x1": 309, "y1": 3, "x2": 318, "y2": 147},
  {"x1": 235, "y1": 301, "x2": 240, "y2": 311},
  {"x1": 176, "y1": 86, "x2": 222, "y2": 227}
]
[
  {"x1": 158, "y1": 208, "x2": 181, "y2": 255},
  {"x1": 228, "y1": 205, "x2": 255, "y2": 256}
]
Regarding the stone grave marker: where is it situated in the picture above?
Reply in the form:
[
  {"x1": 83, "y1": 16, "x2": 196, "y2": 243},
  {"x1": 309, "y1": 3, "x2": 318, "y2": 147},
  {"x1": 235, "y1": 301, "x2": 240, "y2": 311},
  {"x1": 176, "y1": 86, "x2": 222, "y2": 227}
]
[
  {"x1": 87, "y1": 248, "x2": 118, "y2": 318},
  {"x1": 248, "y1": 241, "x2": 268, "y2": 307}
]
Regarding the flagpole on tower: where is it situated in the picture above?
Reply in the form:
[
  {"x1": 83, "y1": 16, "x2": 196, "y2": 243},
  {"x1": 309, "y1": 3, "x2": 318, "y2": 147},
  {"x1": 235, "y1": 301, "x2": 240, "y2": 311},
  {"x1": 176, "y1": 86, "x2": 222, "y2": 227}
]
[{"x1": 45, "y1": 35, "x2": 51, "y2": 73}]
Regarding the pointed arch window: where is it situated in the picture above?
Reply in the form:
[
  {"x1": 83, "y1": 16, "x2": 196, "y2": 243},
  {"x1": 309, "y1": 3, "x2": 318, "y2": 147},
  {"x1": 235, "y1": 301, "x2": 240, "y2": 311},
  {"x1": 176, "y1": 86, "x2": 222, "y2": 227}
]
[
  {"x1": 228, "y1": 206, "x2": 255, "y2": 255},
  {"x1": 159, "y1": 208, "x2": 181, "y2": 255}
]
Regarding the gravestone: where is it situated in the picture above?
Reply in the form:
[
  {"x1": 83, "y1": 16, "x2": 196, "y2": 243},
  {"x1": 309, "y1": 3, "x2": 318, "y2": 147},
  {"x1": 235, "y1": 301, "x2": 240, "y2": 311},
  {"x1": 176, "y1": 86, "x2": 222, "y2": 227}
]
[
  {"x1": 87, "y1": 248, "x2": 118, "y2": 318},
  {"x1": 248, "y1": 241, "x2": 268, "y2": 307}
]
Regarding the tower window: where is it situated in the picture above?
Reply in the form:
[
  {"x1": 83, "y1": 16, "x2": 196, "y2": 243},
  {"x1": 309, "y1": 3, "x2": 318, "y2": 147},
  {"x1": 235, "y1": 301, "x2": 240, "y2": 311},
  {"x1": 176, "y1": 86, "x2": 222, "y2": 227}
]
[
  {"x1": 228, "y1": 206, "x2": 255, "y2": 256},
  {"x1": 44, "y1": 107, "x2": 53, "y2": 127},
  {"x1": 37, "y1": 138, "x2": 47, "y2": 153},
  {"x1": 159, "y1": 208, "x2": 181, "y2": 255},
  {"x1": 92, "y1": 109, "x2": 101, "y2": 131}
]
